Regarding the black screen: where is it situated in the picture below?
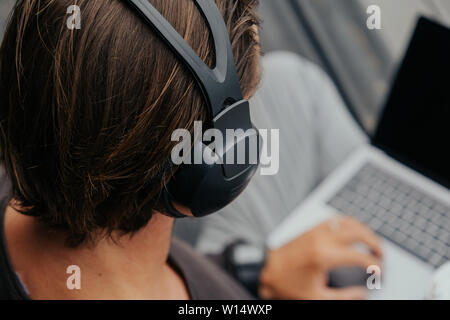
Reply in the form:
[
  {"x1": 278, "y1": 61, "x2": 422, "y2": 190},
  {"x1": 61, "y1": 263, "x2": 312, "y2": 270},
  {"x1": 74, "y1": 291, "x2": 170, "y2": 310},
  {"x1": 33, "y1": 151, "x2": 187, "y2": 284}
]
[{"x1": 373, "y1": 17, "x2": 450, "y2": 189}]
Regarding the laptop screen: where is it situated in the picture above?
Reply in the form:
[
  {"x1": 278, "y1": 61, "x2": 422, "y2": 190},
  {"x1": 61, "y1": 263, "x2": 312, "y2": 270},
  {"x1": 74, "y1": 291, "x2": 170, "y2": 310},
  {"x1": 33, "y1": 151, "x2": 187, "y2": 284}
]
[{"x1": 373, "y1": 17, "x2": 450, "y2": 189}]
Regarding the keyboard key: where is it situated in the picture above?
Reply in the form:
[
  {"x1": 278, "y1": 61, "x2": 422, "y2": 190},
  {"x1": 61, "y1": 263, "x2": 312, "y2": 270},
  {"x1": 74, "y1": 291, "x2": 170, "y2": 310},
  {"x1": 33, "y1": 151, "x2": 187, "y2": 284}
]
[
  {"x1": 405, "y1": 237, "x2": 420, "y2": 251},
  {"x1": 392, "y1": 231, "x2": 408, "y2": 244},
  {"x1": 368, "y1": 217, "x2": 383, "y2": 231},
  {"x1": 417, "y1": 245, "x2": 432, "y2": 259},
  {"x1": 425, "y1": 223, "x2": 439, "y2": 235},
  {"x1": 429, "y1": 253, "x2": 444, "y2": 267}
]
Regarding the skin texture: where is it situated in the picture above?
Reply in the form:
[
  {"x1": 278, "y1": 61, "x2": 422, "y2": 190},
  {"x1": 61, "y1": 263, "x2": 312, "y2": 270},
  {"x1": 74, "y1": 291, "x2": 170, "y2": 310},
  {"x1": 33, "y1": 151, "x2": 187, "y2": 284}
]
[{"x1": 4, "y1": 203, "x2": 189, "y2": 300}]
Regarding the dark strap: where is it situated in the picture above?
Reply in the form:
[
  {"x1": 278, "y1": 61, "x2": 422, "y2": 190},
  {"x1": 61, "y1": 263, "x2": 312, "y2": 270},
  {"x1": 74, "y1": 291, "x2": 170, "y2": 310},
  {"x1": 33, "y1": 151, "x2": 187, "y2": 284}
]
[{"x1": 125, "y1": 0, "x2": 243, "y2": 118}]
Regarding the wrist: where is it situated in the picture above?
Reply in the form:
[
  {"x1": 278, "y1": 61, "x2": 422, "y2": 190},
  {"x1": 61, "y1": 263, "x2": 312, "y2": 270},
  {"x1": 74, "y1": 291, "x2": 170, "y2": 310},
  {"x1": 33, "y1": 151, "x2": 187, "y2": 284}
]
[{"x1": 258, "y1": 249, "x2": 280, "y2": 299}]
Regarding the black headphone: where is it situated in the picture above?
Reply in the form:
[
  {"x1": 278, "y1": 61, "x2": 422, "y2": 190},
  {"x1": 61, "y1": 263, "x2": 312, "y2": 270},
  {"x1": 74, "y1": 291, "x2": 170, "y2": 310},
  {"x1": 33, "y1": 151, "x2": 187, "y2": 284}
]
[{"x1": 125, "y1": 0, "x2": 261, "y2": 218}]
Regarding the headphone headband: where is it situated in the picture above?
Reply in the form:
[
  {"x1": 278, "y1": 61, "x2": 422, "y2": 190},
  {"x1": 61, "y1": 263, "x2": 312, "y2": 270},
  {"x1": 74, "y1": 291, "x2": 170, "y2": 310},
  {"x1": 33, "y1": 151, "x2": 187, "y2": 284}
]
[{"x1": 125, "y1": 0, "x2": 244, "y2": 118}]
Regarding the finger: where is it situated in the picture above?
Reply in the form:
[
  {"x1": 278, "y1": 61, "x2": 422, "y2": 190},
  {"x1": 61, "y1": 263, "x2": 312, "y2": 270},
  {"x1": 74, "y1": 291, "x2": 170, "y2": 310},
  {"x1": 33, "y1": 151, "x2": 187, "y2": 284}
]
[
  {"x1": 322, "y1": 247, "x2": 382, "y2": 270},
  {"x1": 321, "y1": 287, "x2": 368, "y2": 300},
  {"x1": 335, "y1": 217, "x2": 383, "y2": 257}
]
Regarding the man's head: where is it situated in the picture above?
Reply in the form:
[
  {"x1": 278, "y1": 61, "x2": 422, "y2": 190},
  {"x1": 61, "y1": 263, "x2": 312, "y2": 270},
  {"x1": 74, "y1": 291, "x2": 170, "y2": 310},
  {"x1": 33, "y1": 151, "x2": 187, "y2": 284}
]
[{"x1": 0, "y1": 0, "x2": 260, "y2": 246}]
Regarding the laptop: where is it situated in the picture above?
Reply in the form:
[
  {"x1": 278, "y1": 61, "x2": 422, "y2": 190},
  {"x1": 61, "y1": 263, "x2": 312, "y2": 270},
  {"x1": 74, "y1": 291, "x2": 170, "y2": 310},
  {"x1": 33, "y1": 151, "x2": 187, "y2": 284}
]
[{"x1": 267, "y1": 17, "x2": 450, "y2": 300}]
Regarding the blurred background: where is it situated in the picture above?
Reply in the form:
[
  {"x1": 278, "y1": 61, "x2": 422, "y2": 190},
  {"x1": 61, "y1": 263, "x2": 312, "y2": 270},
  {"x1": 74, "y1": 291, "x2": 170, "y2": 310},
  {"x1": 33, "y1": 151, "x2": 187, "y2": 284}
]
[
  {"x1": 256, "y1": 0, "x2": 450, "y2": 134},
  {"x1": 2, "y1": 0, "x2": 450, "y2": 133}
]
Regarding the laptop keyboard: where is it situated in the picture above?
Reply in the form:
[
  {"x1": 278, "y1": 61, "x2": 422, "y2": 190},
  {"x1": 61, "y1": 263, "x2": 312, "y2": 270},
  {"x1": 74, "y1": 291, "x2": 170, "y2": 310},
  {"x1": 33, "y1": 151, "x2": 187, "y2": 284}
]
[{"x1": 327, "y1": 163, "x2": 450, "y2": 268}]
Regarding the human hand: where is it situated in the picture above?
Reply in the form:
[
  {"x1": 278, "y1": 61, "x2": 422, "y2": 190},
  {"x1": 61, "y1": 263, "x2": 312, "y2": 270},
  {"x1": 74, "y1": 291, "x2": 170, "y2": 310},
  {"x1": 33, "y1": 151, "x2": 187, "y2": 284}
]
[{"x1": 259, "y1": 216, "x2": 383, "y2": 300}]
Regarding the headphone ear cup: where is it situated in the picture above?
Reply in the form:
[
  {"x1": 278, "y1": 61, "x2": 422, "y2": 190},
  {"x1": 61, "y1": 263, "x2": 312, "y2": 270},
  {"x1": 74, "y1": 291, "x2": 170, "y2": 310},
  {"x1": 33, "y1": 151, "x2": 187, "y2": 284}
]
[
  {"x1": 189, "y1": 162, "x2": 256, "y2": 217},
  {"x1": 187, "y1": 126, "x2": 262, "y2": 216},
  {"x1": 166, "y1": 140, "x2": 212, "y2": 210},
  {"x1": 166, "y1": 132, "x2": 260, "y2": 217}
]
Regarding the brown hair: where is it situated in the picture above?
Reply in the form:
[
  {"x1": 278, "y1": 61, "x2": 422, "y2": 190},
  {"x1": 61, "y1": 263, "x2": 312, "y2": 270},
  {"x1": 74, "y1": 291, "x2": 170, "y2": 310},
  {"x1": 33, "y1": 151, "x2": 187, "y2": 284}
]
[{"x1": 0, "y1": 0, "x2": 260, "y2": 246}]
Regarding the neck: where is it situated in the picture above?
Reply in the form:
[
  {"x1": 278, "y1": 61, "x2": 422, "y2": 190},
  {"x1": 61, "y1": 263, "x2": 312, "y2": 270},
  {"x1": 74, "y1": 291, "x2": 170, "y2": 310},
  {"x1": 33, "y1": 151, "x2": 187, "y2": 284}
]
[{"x1": 5, "y1": 205, "x2": 189, "y2": 300}]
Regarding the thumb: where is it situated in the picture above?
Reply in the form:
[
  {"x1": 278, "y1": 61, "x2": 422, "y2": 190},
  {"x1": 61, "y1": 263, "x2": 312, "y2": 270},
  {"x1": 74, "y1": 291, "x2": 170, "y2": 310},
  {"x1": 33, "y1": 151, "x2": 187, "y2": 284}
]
[{"x1": 321, "y1": 287, "x2": 368, "y2": 300}]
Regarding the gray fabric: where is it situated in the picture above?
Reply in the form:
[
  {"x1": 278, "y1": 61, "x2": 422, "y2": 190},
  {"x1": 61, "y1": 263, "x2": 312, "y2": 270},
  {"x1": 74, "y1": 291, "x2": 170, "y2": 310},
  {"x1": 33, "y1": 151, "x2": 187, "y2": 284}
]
[{"x1": 174, "y1": 52, "x2": 368, "y2": 253}]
